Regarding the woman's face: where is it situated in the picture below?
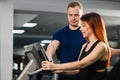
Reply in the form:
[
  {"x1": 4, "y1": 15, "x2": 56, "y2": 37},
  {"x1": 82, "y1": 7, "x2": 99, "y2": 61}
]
[{"x1": 80, "y1": 21, "x2": 93, "y2": 38}]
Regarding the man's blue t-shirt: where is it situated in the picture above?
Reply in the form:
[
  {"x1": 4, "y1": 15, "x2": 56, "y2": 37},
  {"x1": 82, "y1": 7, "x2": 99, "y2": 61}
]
[
  {"x1": 52, "y1": 25, "x2": 86, "y2": 78},
  {"x1": 53, "y1": 25, "x2": 86, "y2": 63}
]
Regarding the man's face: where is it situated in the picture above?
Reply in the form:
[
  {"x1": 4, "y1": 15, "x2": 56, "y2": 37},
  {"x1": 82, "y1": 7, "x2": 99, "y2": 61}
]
[{"x1": 67, "y1": 6, "x2": 83, "y2": 27}]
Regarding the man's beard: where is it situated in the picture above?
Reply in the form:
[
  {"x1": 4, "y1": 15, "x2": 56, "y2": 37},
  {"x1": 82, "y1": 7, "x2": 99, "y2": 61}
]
[{"x1": 71, "y1": 24, "x2": 79, "y2": 27}]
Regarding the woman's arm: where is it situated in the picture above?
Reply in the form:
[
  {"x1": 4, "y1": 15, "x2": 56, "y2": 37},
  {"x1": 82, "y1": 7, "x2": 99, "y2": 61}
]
[{"x1": 42, "y1": 42, "x2": 107, "y2": 70}]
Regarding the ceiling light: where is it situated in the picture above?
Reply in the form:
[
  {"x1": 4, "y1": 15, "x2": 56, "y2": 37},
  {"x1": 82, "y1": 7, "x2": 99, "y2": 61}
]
[
  {"x1": 13, "y1": 30, "x2": 25, "y2": 34},
  {"x1": 23, "y1": 23, "x2": 37, "y2": 27}
]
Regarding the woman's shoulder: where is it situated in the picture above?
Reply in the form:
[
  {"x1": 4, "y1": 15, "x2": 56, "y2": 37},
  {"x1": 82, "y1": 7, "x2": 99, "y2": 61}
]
[
  {"x1": 98, "y1": 41, "x2": 107, "y2": 47},
  {"x1": 96, "y1": 41, "x2": 108, "y2": 52}
]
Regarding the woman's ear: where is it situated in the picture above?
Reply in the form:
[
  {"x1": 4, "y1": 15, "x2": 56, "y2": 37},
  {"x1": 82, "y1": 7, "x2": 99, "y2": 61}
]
[{"x1": 82, "y1": 12, "x2": 84, "y2": 15}]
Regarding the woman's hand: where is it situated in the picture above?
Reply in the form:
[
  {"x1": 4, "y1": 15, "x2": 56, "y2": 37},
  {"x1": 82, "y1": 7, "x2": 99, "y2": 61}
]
[{"x1": 41, "y1": 61, "x2": 56, "y2": 70}]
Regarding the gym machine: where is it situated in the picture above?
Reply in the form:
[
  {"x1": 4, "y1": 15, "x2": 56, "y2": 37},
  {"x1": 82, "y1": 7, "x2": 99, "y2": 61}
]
[{"x1": 17, "y1": 42, "x2": 55, "y2": 80}]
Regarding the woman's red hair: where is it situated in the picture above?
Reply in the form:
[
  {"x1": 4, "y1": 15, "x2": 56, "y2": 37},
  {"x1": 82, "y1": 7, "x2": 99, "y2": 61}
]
[{"x1": 81, "y1": 12, "x2": 111, "y2": 67}]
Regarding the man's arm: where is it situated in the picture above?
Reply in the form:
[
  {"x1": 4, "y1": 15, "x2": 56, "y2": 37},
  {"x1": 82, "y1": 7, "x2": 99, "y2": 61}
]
[
  {"x1": 46, "y1": 40, "x2": 60, "y2": 61},
  {"x1": 111, "y1": 48, "x2": 120, "y2": 56},
  {"x1": 53, "y1": 69, "x2": 80, "y2": 75}
]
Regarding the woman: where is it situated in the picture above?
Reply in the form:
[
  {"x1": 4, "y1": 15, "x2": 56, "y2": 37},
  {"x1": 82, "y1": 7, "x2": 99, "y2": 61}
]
[{"x1": 42, "y1": 12, "x2": 111, "y2": 80}]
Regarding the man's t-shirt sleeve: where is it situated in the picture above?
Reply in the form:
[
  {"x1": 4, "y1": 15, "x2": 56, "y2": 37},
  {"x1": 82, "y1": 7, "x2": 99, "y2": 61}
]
[{"x1": 52, "y1": 30, "x2": 61, "y2": 41}]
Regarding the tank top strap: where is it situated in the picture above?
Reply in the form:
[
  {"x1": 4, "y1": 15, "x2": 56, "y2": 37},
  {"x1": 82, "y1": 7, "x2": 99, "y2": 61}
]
[
  {"x1": 79, "y1": 40, "x2": 101, "y2": 60},
  {"x1": 87, "y1": 40, "x2": 101, "y2": 54}
]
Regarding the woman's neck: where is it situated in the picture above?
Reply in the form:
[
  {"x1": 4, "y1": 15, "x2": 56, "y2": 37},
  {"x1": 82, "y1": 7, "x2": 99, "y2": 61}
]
[{"x1": 88, "y1": 34, "x2": 98, "y2": 44}]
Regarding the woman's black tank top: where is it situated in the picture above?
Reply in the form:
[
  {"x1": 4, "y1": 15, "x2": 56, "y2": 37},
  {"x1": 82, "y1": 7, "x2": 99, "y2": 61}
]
[{"x1": 79, "y1": 40, "x2": 107, "y2": 80}]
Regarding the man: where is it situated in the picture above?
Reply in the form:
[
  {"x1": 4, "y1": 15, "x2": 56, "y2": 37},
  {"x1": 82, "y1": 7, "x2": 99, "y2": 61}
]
[
  {"x1": 45, "y1": 1, "x2": 120, "y2": 80},
  {"x1": 45, "y1": 1, "x2": 86, "y2": 80},
  {"x1": 108, "y1": 48, "x2": 120, "y2": 80}
]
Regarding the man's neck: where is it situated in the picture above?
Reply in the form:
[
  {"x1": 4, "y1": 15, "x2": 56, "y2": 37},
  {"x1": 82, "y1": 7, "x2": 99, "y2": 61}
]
[{"x1": 69, "y1": 25, "x2": 80, "y2": 30}]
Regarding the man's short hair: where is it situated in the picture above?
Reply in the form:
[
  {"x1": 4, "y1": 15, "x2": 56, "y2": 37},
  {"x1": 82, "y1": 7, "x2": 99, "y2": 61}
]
[{"x1": 67, "y1": 1, "x2": 83, "y2": 11}]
